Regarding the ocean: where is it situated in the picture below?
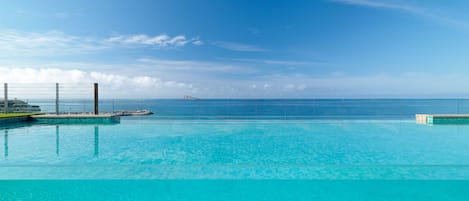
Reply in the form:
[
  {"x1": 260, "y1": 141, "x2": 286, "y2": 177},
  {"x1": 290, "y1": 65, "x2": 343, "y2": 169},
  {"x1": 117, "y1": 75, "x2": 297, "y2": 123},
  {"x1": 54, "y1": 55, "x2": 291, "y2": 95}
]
[{"x1": 31, "y1": 99, "x2": 469, "y2": 119}]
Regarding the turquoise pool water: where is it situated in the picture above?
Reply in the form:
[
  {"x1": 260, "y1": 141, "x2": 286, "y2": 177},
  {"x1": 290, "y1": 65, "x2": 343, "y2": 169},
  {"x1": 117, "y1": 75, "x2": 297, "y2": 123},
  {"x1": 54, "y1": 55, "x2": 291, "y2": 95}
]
[{"x1": 2, "y1": 118, "x2": 469, "y2": 200}]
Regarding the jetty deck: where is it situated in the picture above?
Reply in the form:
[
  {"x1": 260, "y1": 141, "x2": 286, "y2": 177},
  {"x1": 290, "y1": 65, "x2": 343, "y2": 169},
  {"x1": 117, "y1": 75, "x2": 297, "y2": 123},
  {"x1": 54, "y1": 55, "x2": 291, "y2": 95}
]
[{"x1": 416, "y1": 114, "x2": 469, "y2": 125}]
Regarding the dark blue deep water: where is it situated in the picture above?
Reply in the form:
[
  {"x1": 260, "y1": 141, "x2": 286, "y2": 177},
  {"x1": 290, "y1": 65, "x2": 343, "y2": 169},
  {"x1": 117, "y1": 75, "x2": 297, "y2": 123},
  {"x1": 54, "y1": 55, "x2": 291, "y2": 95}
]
[{"x1": 34, "y1": 99, "x2": 469, "y2": 119}]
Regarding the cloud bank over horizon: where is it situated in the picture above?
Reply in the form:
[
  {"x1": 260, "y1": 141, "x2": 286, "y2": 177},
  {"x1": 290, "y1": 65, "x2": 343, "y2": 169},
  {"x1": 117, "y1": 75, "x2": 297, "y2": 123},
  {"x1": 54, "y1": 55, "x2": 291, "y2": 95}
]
[
  {"x1": 0, "y1": 67, "x2": 194, "y2": 99},
  {"x1": 2, "y1": 66, "x2": 469, "y2": 99}
]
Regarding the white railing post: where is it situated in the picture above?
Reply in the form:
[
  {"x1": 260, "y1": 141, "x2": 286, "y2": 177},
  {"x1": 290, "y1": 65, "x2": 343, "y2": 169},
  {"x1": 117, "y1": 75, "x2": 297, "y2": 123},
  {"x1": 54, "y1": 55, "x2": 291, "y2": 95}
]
[
  {"x1": 3, "y1": 83, "x2": 7, "y2": 113},
  {"x1": 56, "y1": 83, "x2": 59, "y2": 115}
]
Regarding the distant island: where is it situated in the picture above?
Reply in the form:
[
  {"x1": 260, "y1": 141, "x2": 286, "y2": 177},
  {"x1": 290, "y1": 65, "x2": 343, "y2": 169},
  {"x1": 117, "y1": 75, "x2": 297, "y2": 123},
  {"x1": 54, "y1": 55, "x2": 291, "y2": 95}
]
[{"x1": 184, "y1": 95, "x2": 199, "y2": 100}]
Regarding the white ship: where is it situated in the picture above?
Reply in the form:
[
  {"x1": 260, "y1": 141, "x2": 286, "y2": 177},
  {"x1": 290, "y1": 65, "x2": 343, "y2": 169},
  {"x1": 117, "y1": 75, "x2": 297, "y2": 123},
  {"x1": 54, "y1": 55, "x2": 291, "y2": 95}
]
[{"x1": 0, "y1": 99, "x2": 41, "y2": 113}]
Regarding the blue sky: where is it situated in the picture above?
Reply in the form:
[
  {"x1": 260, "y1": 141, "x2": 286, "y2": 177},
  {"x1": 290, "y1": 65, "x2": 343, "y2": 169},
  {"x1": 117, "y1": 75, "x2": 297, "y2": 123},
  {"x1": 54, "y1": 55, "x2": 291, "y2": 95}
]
[{"x1": 1, "y1": 0, "x2": 469, "y2": 98}]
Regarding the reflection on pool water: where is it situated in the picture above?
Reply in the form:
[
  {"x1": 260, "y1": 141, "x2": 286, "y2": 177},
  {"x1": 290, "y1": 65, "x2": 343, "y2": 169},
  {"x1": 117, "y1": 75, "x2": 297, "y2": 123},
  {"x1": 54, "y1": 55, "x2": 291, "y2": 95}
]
[{"x1": 2, "y1": 117, "x2": 469, "y2": 200}]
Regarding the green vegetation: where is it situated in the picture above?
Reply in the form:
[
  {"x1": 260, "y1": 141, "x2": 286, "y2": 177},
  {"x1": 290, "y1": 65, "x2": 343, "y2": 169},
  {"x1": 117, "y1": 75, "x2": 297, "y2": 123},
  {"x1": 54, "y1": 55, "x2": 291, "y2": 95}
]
[{"x1": 0, "y1": 113, "x2": 41, "y2": 118}]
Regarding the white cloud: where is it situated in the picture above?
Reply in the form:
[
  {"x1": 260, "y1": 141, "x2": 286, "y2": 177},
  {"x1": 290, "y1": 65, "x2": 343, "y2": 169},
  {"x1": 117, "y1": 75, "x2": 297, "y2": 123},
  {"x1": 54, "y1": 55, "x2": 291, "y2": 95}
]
[
  {"x1": 53, "y1": 12, "x2": 69, "y2": 19},
  {"x1": 332, "y1": 0, "x2": 415, "y2": 11},
  {"x1": 136, "y1": 58, "x2": 255, "y2": 74},
  {"x1": 106, "y1": 34, "x2": 202, "y2": 47},
  {"x1": 297, "y1": 84, "x2": 307, "y2": 90},
  {"x1": 285, "y1": 84, "x2": 295, "y2": 90},
  {"x1": 192, "y1": 38, "x2": 203, "y2": 45},
  {"x1": 11, "y1": 8, "x2": 81, "y2": 19},
  {"x1": 212, "y1": 41, "x2": 268, "y2": 52},
  {"x1": 227, "y1": 58, "x2": 334, "y2": 66},
  {"x1": 0, "y1": 67, "x2": 193, "y2": 98},
  {"x1": 248, "y1": 73, "x2": 469, "y2": 98},
  {"x1": 331, "y1": 0, "x2": 469, "y2": 30},
  {"x1": 282, "y1": 84, "x2": 306, "y2": 91},
  {"x1": 4, "y1": 60, "x2": 469, "y2": 98},
  {"x1": 178, "y1": 72, "x2": 469, "y2": 98},
  {"x1": 0, "y1": 30, "x2": 105, "y2": 56},
  {"x1": 0, "y1": 30, "x2": 202, "y2": 56}
]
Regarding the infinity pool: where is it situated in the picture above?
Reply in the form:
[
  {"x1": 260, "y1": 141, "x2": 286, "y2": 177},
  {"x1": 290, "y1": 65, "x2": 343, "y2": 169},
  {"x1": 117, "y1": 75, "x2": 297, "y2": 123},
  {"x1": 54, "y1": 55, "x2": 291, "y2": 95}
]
[{"x1": 1, "y1": 118, "x2": 469, "y2": 200}]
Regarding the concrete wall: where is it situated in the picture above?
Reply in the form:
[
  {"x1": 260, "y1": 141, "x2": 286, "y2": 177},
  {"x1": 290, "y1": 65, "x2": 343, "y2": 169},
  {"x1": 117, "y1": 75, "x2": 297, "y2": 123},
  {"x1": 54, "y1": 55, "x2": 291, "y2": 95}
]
[{"x1": 0, "y1": 117, "x2": 30, "y2": 124}]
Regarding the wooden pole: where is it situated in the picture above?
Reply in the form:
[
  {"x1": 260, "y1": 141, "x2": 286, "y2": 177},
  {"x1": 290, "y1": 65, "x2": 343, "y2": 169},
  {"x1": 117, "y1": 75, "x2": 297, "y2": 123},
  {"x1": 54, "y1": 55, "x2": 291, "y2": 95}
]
[{"x1": 94, "y1": 83, "x2": 98, "y2": 115}]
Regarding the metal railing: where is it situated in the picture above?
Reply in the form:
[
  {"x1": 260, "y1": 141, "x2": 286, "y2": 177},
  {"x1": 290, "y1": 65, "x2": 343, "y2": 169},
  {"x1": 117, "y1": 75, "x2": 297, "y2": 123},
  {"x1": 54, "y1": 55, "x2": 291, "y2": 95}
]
[
  {"x1": 1, "y1": 83, "x2": 99, "y2": 115},
  {"x1": 2, "y1": 82, "x2": 469, "y2": 120}
]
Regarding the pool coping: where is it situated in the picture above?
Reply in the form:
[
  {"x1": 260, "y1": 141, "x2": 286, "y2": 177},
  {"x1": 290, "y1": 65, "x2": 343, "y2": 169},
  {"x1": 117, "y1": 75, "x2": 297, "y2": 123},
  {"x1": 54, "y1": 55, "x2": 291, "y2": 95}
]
[{"x1": 0, "y1": 114, "x2": 120, "y2": 125}]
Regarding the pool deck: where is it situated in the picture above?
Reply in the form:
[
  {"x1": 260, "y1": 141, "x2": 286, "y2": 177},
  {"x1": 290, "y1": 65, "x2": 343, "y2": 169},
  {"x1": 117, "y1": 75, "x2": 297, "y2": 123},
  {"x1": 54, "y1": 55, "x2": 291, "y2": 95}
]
[
  {"x1": 32, "y1": 113, "x2": 120, "y2": 124},
  {"x1": 0, "y1": 113, "x2": 39, "y2": 124},
  {"x1": 416, "y1": 114, "x2": 469, "y2": 125}
]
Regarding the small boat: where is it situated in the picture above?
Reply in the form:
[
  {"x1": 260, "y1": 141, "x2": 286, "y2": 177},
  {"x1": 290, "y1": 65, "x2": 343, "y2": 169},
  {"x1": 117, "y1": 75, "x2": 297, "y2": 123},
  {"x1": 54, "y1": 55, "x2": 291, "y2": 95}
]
[{"x1": 114, "y1": 110, "x2": 154, "y2": 116}]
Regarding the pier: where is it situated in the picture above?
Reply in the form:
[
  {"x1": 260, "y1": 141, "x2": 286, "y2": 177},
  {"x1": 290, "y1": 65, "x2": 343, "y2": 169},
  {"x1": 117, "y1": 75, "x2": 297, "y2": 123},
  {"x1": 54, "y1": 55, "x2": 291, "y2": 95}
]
[
  {"x1": 416, "y1": 114, "x2": 469, "y2": 125},
  {"x1": 1, "y1": 83, "x2": 122, "y2": 125}
]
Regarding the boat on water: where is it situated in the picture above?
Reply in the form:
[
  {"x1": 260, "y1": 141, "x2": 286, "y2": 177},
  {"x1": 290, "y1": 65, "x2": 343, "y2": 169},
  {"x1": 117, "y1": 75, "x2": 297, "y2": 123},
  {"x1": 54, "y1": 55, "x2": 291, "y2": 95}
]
[
  {"x1": 114, "y1": 110, "x2": 154, "y2": 116},
  {"x1": 0, "y1": 99, "x2": 41, "y2": 113}
]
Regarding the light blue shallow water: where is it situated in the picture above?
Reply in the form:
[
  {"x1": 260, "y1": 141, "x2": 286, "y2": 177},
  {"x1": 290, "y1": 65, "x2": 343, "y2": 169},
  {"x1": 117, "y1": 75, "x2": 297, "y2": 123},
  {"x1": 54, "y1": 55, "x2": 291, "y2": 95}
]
[{"x1": 2, "y1": 117, "x2": 469, "y2": 200}]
